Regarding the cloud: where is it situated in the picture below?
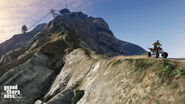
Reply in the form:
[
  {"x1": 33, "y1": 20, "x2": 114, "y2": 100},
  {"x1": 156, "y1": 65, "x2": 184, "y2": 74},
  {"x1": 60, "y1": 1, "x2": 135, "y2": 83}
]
[{"x1": 0, "y1": 0, "x2": 97, "y2": 43}]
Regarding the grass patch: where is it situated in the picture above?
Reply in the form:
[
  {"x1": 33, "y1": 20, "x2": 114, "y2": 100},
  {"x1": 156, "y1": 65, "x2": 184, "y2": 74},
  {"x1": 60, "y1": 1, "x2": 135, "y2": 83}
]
[
  {"x1": 126, "y1": 59, "x2": 153, "y2": 72},
  {"x1": 126, "y1": 59, "x2": 154, "y2": 83},
  {"x1": 142, "y1": 95, "x2": 149, "y2": 100},
  {"x1": 169, "y1": 82, "x2": 178, "y2": 89},
  {"x1": 159, "y1": 60, "x2": 185, "y2": 79},
  {"x1": 178, "y1": 101, "x2": 185, "y2": 104},
  {"x1": 171, "y1": 68, "x2": 185, "y2": 78},
  {"x1": 181, "y1": 86, "x2": 185, "y2": 93},
  {"x1": 158, "y1": 60, "x2": 185, "y2": 90},
  {"x1": 96, "y1": 53, "x2": 107, "y2": 59},
  {"x1": 111, "y1": 59, "x2": 123, "y2": 67},
  {"x1": 138, "y1": 72, "x2": 146, "y2": 82},
  {"x1": 64, "y1": 30, "x2": 80, "y2": 49}
]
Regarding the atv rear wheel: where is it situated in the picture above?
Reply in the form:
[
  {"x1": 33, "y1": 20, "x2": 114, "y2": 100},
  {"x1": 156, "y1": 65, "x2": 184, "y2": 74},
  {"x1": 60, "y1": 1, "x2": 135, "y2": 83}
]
[
  {"x1": 147, "y1": 52, "x2": 151, "y2": 57},
  {"x1": 154, "y1": 51, "x2": 159, "y2": 58},
  {"x1": 162, "y1": 52, "x2": 168, "y2": 58}
]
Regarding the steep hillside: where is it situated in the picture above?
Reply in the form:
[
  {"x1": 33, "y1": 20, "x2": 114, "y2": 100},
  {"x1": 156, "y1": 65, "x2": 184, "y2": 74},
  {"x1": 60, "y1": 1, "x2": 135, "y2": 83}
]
[
  {"x1": 0, "y1": 23, "x2": 46, "y2": 57},
  {"x1": 38, "y1": 49, "x2": 185, "y2": 104}
]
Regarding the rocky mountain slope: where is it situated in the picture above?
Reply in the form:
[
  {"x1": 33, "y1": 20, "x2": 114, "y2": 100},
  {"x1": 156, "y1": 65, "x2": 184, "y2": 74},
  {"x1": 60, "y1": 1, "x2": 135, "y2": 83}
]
[
  {"x1": 0, "y1": 11, "x2": 146, "y2": 67},
  {"x1": 0, "y1": 23, "x2": 46, "y2": 57},
  {"x1": 119, "y1": 40, "x2": 146, "y2": 55},
  {"x1": 0, "y1": 11, "x2": 184, "y2": 104},
  {"x1": 0, "y1": 23, "x2": 46, "y2": 66}
]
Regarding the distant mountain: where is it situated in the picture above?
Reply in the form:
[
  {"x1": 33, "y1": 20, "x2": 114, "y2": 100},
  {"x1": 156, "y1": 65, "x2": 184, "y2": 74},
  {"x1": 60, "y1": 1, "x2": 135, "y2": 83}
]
[
  {"x1": 119, "y1": 40, "x2": 146, "y2": 55},
  {"x1": 0, "y1": 23, "x2": 47, "y2": 57}
]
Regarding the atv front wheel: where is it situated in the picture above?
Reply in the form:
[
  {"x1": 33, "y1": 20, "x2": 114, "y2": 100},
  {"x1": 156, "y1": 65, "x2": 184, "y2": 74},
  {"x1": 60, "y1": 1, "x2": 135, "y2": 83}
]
[
  {"x1": 162, "y1": 52, "x2": 168, "y2": 58},
  {"x1": 147, "y1": 52, "x2": 151, "y2": 57}
]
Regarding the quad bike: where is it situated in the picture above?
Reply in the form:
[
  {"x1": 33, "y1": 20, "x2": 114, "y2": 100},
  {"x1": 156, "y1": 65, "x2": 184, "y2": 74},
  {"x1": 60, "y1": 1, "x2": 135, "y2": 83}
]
[{"x1": 147, "y1": 45, "x2": 168, "y2": 58}]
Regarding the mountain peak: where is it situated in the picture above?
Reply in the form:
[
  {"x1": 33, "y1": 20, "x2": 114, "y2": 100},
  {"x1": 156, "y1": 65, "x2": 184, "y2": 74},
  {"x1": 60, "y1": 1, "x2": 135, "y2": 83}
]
[{"x1": 59, "y1": 8, "x2": 71, "y2": 15}]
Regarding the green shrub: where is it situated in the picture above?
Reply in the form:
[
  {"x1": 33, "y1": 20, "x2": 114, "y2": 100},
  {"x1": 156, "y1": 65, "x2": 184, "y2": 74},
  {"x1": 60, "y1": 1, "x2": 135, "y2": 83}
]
[
  {"x1": 159, "y1": 61, "x2": 185, "y2": 79},
  {"x1": 171, "y1": 68, "x2": 185, "y2": 78}
]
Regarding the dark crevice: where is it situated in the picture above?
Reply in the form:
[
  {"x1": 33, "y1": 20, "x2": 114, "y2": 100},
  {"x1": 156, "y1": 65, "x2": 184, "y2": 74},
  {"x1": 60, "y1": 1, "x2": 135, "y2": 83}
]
[
  {"x1": 71, "y1": 90, "x2": 85, "y2": 104},
  {"x1": 34, "y1": 60, "x2": 65, "y2": 103},
  {"x1": 34, "y1": 73, "x2": 57, "y2": 103}
]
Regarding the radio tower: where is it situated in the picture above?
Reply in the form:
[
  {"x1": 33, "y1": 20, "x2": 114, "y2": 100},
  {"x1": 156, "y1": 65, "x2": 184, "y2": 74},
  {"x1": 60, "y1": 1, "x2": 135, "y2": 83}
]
[{"x1": 50, "y1": 9, "x2": 58, "y2": 18}]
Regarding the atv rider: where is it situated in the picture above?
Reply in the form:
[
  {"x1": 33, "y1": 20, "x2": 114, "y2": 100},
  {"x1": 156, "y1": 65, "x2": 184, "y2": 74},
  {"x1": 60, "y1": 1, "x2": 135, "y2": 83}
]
[{"x1": 152, "y1": 40, "x2": 162, "y2": 51}]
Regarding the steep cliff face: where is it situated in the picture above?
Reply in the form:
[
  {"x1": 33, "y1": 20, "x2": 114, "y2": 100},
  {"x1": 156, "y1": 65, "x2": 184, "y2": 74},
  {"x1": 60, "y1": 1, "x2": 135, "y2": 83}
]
[{"x1": 0, "y1": 11, "x2": 184, "y2": 104}]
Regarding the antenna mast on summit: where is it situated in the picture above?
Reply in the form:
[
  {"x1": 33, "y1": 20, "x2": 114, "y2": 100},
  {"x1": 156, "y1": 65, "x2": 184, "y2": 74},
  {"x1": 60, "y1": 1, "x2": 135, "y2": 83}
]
[{"x1": 65, "y1": 0, "x2": 68, "y2": 9}]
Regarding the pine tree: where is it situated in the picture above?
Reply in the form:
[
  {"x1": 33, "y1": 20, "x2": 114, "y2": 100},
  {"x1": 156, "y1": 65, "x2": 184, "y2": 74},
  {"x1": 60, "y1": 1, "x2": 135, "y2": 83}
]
[{"x1": 22, "y1": 25, "x2": 28, "y2": 33}]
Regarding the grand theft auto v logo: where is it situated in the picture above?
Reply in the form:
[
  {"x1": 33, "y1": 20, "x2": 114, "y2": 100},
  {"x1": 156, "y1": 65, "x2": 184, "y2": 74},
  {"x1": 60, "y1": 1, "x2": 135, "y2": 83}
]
[{"x1": 3, "y1": 85, "x2": 22, "y2": 102}]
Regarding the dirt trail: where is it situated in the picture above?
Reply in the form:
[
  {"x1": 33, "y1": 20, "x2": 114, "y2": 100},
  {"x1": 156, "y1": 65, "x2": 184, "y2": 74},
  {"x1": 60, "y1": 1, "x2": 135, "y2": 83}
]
[
  {"x1": 116, "y1": 55, "x2": 185, "y2": 63},
  {"x1": 169, "y1": 58, "x2": 185, "y2": 62}
]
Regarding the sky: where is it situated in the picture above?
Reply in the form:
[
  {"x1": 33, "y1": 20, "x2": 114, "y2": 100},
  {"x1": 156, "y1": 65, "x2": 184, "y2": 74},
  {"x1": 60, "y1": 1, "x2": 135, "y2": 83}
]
[{"x1": 0, "y1": 0, "x2": 185, "y2": 58}]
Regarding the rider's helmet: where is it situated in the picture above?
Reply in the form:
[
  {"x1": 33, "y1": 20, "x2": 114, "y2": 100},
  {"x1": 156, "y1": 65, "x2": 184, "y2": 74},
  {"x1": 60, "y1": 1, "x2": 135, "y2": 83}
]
[{"x1": 157, "y1": 40, "x2": 159, "y2": 43}]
